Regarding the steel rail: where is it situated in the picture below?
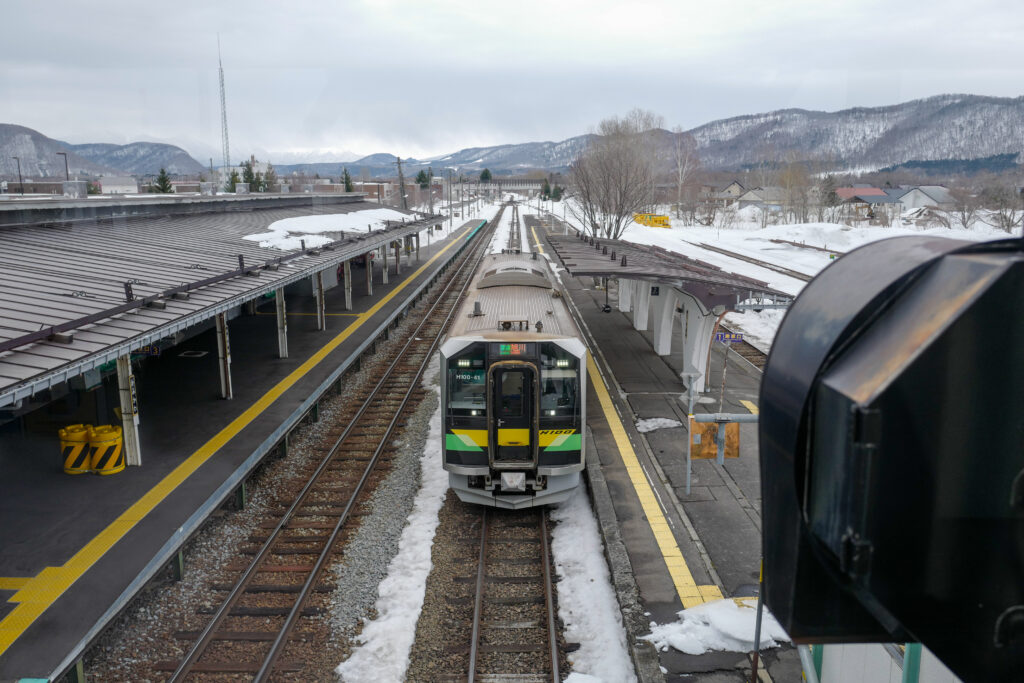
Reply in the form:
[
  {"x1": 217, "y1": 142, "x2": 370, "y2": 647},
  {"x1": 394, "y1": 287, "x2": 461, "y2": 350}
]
[
  {"x1": 695, "y1": 242, "x2": 813, "y2": 282},
  {"x1": 169, "y1": 211, "x2": 496, "y2": 681},
  {"x1": 467, "y1": 509, "x2": 489, "y2": 683},
  {"x1": 540, "y1": 510, "x2": 560, "y2": 682},
  {"x1": 254, "y1": 213, "x2": 500, "y2": 682}
]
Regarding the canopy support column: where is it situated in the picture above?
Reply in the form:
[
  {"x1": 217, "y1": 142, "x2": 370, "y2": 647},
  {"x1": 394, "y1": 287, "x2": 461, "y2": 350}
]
[
  {"x1": 215, "y1": 312, "x2": 233, "y2": 399},
  {"x1": 275, "y1": 288, "x2": 288, "y2": 358},
  {"x1": 117, "y1": 354, "x2": 142, "y2": 466}
]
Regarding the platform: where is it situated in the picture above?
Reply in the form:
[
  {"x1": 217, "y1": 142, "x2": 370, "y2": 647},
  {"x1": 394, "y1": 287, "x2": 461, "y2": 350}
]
[
  {"x1": 530, "y1": 217, "x2": 802, "y2": 682},
  {"x1": 0, "y1": 220, "x2": 482, "y2": 682}
]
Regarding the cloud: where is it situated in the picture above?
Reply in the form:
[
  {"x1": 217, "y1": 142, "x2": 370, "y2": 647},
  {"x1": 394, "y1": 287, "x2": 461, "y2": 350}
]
[{"x1": 2, "y1": 0, "x2": 1022, "y2": 159}]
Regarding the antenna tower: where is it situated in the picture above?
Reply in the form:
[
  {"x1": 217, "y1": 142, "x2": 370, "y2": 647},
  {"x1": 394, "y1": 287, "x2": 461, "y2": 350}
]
[{"x1": 218, "y1": 35, "x2": 231, "y2": 185}]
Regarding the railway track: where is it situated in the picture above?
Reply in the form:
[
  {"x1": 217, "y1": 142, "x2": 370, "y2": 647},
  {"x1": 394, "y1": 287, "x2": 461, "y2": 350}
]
[
  {"x1": 507, "y1": 203, "x2": 522, "y2": 252},
  {"x1": 695, "y1": 242, "x2": 813, "y2": 282},
  {"x1": 466, "y1": 508, "x2": 560, "y2": 683},
  {"x1": 159, "y1": 208, "x2": 503, "y2": 681},
  {"x1": 407, "y1": 505, "x2": 562, "y2": 683},
  {"x1": 718, "y1": 323, "x2": 768, "y2": 370}
]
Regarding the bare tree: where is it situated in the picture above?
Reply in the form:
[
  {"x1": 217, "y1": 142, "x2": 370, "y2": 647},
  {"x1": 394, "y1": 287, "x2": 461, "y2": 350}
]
[
  {"x1": 568, "y1": 108, "x2": 663, "y2": 239},
  {"x1": 948, "y1": 186, "x2": 979, "y2": 230},
  {"x1": 777, "y1": 153, "x2": 811, "y2": 223},
  {"x1": 671, "y1": 126, "x2": 700, "y2": 220},
  {"x1": 979, "y1": 183, "x2": 1023, "y2": 233}
]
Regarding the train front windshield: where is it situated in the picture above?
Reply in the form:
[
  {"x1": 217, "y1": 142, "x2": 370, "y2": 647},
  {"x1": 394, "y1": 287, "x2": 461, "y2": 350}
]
[
  {"x1": 447, "y1": 346, "x2": 487, "y2": 417},
  {"x1": 540, "y1": 343, "x2": 578, "y2": 418}
]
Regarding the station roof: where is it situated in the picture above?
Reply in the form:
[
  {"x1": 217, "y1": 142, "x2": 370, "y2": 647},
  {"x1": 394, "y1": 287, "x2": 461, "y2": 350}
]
[
  {"x1": 543, "y1": 230, "x2": 791, "y2": 312},
  {"x1": 0, "y1": 195, "x2": 444, "y2": 407}
]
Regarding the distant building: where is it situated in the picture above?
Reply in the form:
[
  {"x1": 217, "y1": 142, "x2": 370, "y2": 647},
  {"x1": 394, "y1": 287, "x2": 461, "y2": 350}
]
[
  {"x1": 898, "y1": 185, "x2": 955, "y2": 210},
  {"x1": 736, "y1": 186, "x2": 786, "y2": 207},
  {"x1": 1, "y1": 180, "x2": 63, "y2": 195},
  {"x1": 100, "y1": 176, "x2": 138, "y2": 194}
]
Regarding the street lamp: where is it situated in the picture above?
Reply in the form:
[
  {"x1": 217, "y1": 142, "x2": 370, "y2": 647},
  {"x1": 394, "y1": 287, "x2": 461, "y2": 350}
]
[
  {"x1": 56, "y1": 152, "x2": 69, "y2": 180},
  {"x1": 11, "y1": 156, "x2": 23, "y2": 195}
]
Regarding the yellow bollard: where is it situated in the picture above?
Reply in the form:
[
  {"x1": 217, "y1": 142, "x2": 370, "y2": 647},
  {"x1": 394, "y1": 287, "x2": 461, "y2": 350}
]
[
  {"x1": 60, "y1": 424, "x2": 94, "y2": 474},
  {"x1": 89, "y1": 425, "x2": 125, "y2": 475}
]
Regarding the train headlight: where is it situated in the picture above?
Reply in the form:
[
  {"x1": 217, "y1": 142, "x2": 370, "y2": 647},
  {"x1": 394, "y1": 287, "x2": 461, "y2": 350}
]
[
  {"x1": 470, "y1": 409, "x2": 479, "y2": 416},
  {"x1": 546, "y1": 409, "x2": 556, "y2": 416},
  {"x1": 457, "y1": 359, "x2": 471, "y2": 367},
  {"x1": 556, "y1": 359, "x2": 570, "y2": 367}
]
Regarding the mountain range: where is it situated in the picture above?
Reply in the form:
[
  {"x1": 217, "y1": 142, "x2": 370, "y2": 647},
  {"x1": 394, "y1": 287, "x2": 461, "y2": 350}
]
[{"x1": 3, "y1": 94, "x2": 1023, "y2": 180}]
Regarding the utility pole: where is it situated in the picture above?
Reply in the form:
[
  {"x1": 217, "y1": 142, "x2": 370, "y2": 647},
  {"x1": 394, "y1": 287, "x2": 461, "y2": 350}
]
[
  {"x1": 427, "y1": 167, "x2": 435, "y2": 215},
  {"x1": 395, "y1": 157, "x2": 408, "y2": 210},
  {"x1": 12, "y1": 156, "x2": 23, "y2": 195}
]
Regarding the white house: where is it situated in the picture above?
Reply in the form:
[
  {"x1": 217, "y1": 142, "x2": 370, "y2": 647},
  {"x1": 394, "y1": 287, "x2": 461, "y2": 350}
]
[{"x1": 898, "y1": 185, "x2": 955, "y2": 210}]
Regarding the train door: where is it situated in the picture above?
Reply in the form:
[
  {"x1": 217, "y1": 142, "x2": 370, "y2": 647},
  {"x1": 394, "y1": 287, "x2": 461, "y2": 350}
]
[{"x1": 488, "y1": 362, "x2": 537, "y2": 467}]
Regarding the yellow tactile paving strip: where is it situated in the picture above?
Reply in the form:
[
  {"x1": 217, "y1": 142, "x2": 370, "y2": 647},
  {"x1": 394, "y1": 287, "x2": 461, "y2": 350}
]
[
  {"x1": 587, "y1": 354, "x2": 723, "y2": 608},
  {"x1": 741, "y1": 399, "x2": 759, "y2": 415},
  {"x1": 531, "y1": 221, "x2": 721, "y2": 608},
  {"x1": 0, "y1": 224, "x2": 474, "y2": 656}
]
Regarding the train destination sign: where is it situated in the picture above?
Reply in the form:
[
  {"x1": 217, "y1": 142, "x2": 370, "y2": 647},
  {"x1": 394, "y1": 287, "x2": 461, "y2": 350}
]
[
  {"x1": 492, "y1": 342, "x2": 534, "y2": 357},
  {"x1": 715, "y1": 332, "x2": 743, "y2": 344}
]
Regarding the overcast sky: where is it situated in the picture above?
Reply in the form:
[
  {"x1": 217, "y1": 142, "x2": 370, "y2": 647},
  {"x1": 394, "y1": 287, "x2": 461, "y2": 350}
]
[{"x1": 3, "y1": 0, "x2": 1022, "y2": 162}]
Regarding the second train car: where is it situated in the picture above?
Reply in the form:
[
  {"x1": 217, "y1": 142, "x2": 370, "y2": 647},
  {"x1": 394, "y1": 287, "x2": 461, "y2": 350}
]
[{"x1": 440, "y1": 251, "x2": 586, "y2": 508}]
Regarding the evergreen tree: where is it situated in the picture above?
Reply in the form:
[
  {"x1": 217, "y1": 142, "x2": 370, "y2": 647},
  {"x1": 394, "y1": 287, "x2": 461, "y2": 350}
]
[
  {"x1": 541, "y1": 178, "x2": 551, "y2": 199},
  {"x1": 551, "y1": 185, "x2": 563, "y2": 201},
  {"x1": 343, "y1": 167, "x2": 353, "y2": 192},
  {"x1": 415, "y1": 169, "x2": 429, "y2": 187},
  {"x1": 225, "y1": 169, "x2": 240, "y2": 193},
  {"x1": 264, "y1": 163, "x2": 277, "y2": 191},
  {"x1": 241, "y1": 160, "x2": 256, "y2": 188},
  {"x1": 154, "y1": 168, "x2": 173, "y2": 193},
  {"x1": 479, "y1": 168, "x2": 492, "y2": 182}
]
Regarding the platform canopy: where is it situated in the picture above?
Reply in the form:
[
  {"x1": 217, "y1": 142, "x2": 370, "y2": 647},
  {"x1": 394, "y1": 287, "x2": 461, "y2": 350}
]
[
  {"x1": 544, "y1": 232, "x2": 792, "y2": 311},
  {"x1": 0, "y1": 195, "x2": 444, "y2": 407}
]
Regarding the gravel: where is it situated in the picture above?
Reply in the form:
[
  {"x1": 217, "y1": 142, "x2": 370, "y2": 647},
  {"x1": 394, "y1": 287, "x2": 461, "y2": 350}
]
[{"x1": 82, "y1": 283, "x2": 448, "y2": 681}]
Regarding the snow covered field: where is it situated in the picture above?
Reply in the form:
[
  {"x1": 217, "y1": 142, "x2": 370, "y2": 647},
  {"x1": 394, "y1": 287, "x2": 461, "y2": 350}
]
[{"x1": 553, "y1": 202, "x2": 1012, "y2": 351}]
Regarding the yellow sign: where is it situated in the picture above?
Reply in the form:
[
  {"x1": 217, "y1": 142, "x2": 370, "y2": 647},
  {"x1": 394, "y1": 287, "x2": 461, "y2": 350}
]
[{"x1": 689, "y1": 419, "x2": 739, "y2": 459}]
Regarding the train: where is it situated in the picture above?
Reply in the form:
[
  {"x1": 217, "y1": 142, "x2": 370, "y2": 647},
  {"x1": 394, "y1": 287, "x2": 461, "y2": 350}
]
[{"x1": 440, "y1": 250, "x2": 587, "y2": 508}]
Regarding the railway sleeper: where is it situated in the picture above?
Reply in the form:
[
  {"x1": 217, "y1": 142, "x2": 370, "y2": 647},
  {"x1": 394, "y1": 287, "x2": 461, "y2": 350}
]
[
  {"x1": 153, "y1": 660, "x2": 304, "y2": 673},
  {"x1": 194, "y1": 605, "x2": 323, "y2": 616}
]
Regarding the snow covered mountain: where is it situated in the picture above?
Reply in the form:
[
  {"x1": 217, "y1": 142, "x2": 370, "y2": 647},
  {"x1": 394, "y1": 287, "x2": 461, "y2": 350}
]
[
  {"x1": 688, "y1": 94, "x2": 1024, "y2": 170},
  {"x1": 67, "y1": 141, "x2": 205, "y2": 175},
  {"x1": 0, "y1": 124, "x2": 205, "y2": 178}
]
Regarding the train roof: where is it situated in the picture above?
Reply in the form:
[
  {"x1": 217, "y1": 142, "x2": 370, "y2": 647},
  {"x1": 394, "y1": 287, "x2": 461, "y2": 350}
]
[{"x1": 446, "y1": 253, "x2": 579, "y2": 340}]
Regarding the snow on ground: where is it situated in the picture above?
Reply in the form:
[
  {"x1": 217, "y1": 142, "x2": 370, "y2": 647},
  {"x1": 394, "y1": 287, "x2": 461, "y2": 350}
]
[
  {"x1": 635, "y1": 417, "x2": 682, "y2": 433},
  {"x1": 244, "y1": 208, "x2": 422, "y2": 250},
  {"x1": 549, "y1": 200, "x2": 1011, "y2": 350},
  {"x1": 642, "y1": 597, "x2": 790, "y2": 656},
  {"x1": 488, "y1": 202, "x2": 513, "y2": 253},
  {"x1": 335, "y1": 360, "x2": 447, "y2": 683},
  {"x1": 551, "y1": 486, "x2": 637, "y2": 683}
]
